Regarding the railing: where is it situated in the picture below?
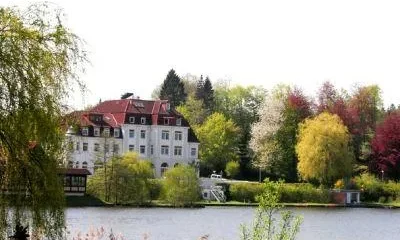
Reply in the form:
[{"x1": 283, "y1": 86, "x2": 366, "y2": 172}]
[{"x1": 210, "y1": 186, "x2": 226, "y2": 203}]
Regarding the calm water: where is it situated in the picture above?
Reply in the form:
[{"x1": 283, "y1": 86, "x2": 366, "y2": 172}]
[{"x1": 66, "y1": 206, "x2": 400, "y2": 240}]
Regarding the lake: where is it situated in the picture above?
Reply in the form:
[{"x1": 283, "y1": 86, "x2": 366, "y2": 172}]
[{"x1": 66, "y1": 206, "x2": 400, "y2": 240}]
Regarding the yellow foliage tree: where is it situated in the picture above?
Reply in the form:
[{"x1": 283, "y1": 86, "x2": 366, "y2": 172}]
[{"x1": 296, "y1": 112, "x2": 354, "y2": 185}]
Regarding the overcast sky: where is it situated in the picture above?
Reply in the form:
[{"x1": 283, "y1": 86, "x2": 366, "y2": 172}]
[{"x1": 3, "y1": 0, "x2": 400, "y2": 109}]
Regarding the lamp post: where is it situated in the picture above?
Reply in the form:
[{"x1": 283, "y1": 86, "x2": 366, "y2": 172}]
[{"x1": 381, "y1": 170, "x2": 384, "y2": 182}]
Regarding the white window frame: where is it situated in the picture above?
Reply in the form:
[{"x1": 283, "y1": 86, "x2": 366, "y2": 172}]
[
  {"x1": 129, "y1": 129, "x2": 135, "y2": 138},
  {"x1": 103, "y1": 128, "x2": 110, "y2": 137},
  {"x1": 174, "y1": 131, "x2": 182, "y2": 141},
  {"x1": 161, "y1": 145, "x2": 169, "y2": 155},
  {"x1": 140, "y1": 130, "x2": 146, "y2": 139},
  {"x1": 76, "y1": 142, "x2": 80, "y2": 151},
  {"x1": 140, "y1": 145, "x2": 146, "y2": 154},
  {"x1": 94, "y1": 127, "x2": 100, "y2": 137},
  {"x1": 83, "y1": 142, "x2": 88, "y2": 151},
  {"x1": 150, "y1": 145, "x2": 154, "y2": 155},
  {"x1": 82, "y1": 127, "x2": 88, "y2": 136},
  {"x1": 82, "y1": 161, "x2": 88, "y2": 169},
  {"x1": 161, "y1": 130, "x2": 169, "y2": 140},
  {"x1": 141, "y1": 117, "x2": 146, "y2": 124},
  {"x1": 191, "y1": 147, "x2": 197, "y2": 157},
  {"x1": 164, "y1": 118, "x2": 170, "y2": 125},
  {"x1": 174, "y1": 146, "x2": 182, "y2": 156},
  {"x1": 129, "y1": 116, "x2": 135, "y2": 124},
  {"x1": 114, "y1": 128, "x2": 120, "y2": 138},
  {"x1": 176, "y1": 118, "x2": 182, "y2": 126},
  {"x1": 129, "y1": 144, "x2": 134, "y2": 152}
]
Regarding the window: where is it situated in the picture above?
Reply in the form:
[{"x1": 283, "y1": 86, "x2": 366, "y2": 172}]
[
  {"x1": 82, "y1": 127, "x2": 88, "y2": 136},
  {"x1": 67, "y1": 161, "x2": 73, "y2": 168},
  {"x1": 161, "y1": 145, "x2": 169, "y2": 155},
  {"x1": 161, "y1": 162, "x2": 169, "y2": 176},
  {"x1": 140, "y1": 130, "x2": 146, "y2": 139},
  {"x1": 174, "y1": 146, "x2": 182, "y2": 156},
  {"x1": 114, "y1": 128, "x2": 120, "y2": 138},
  {"x1": 174, "y1": 131, "x2": 182, "y2": 141},
  {"x1": 150, "y1": 145, "x2": 154, "y2": 155},
  {"x1": 75, "y1": 161, "x2": 79, "y2": 168},
  {"x1": 105, "y1": 144, "x2": 109, "y2": 153},
  {"x1": 94, "y1": 127, "x2": 100, "y2": 137},
  {"x1": 191, "y1": 148, "x2": 197, "y2": 157},
  {"x1": 164, "y1": 118, "x2": 170, "y2": 125},
  {"x1": 83, "y1": 143, "x2": 88, "y2": 151},
  {"x1": 161, "y1": 130, "x2": 169, "y2": 140},
  {"x1": 140, "y1": 145, "x2": 146, "y2": 154},
  {"x1": 129, "y1": 129, "x2": 135, "y2": 138},
  {"x1": 141, "y1": 117, "x2": 146, "y2": 124},
  {"x1": 82, "y1": 161, "x2": 88, "y2": 169},
  {"x1": 129, "y1": 116, "x2": 135, "y2": 123},
  {"x1": 76, "y1": 142, "x2": 80, "y2": 151},
  {"x1": 176, "y1": 118, "x2": 182, "y2": 126},
  {"x1": 94, "y1": 143, "x2": 100, "y2": 152},
  {"x1": 113, "y1": 144, "x2": 119, "y2": 154},
  {"x1": 129, "y1": 144, "x2": 134, "y2": 152},
  {"x1": 103, "y1": 128, "x2": 110, "y2": 137}
]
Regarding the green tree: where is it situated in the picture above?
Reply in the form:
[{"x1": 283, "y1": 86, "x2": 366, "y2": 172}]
[
  {"x1": 176, "y1": 96, "x2": 207, "y2": 127},
  {"x1": 196, "y1": 113, "x2": 240, "y2": 173},
  {"x1": 0, "y1": 4, "x2": 86, "y2": 239},
  {"x1": 225, "y1": 161, "x2": 240, "y2": 179},
  {"x1": 195, "y1": 76, "x2": 215, "y2": 114},
  {"x1": 161, "y1": 165, "x2": 200, "y2": 207},
  {"x1": 240, "y1": 179, "x2": 302, "y2": 240},
  {"x1": 296, "y1": 113, "x2": 354, "y2": 185},
  {"x1": 159, "y1": 69, "x2": 187, "y2": 106},
  {"x1": 87, "y1": 152, "x2": 154, "y2": 205}
]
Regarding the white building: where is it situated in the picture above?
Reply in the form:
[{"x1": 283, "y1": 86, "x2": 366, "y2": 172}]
[{"x1": 66, "y1": 98, "x2": 200, "y2": 177}]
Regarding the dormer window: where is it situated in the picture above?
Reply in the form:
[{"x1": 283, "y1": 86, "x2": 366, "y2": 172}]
[
  {"x1": 103, "y1": 128, "x2": 110, "y2": 137},
  {"x1": 166, "y1": 103, "x2": 171, "y2": 111},
  {"x1": 129, "y1": 117, "x2": 135, "y2": 124},
  {"x1": 82, "y1": 127, "x2": 88, "y2": 136},
  {"x1": 95, "y1": 116, "x2": 102, "y2": 122},
  {"x1": 176, "y1": 118, "x2": 182, "y2": 126},
  {"x1": 164, "y1": 118, "x2": 169, "y2": 125},
  {"x1": 94, "y1": 127, "x2": 100, "y2": 137},
  {"x1": 141, "y1": 117, "x2": 146, "y2": 124},
  {"x1": 114, "y1": 128, "x2": 120, "y2": 138}
]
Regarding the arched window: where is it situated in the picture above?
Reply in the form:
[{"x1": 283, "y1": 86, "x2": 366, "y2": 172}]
[
  {"x1": 75, "y1": 161, "x2": 79, "y2": 168},
  {"x1": 82, "y1": 161, "x2": 88, "y2": 169},
  {"x1": 67, "y1": 161, "x2": 73, "y2": 168},
  {"x1": 161, "y1": 162, "x2": 169, "y2": 176}
]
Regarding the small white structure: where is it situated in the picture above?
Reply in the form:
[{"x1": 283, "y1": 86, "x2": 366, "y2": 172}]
[{"x1": 331, "y1": 190, "x2": 361, "y2": 204}]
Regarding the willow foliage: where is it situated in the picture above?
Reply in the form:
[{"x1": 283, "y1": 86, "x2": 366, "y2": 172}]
[
  {"x1": 0, "y1": 4, "x2": 86, "y2": 239},
  {"x1": 296, "y1": 113, "x2": 354, "y2": 185}
]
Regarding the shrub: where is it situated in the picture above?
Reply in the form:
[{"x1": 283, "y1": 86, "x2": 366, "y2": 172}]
[
  {"x1": 161, "y1": 165, "x2": 200, "y2": 207},
  {"x1": 354, "y1": 173, "x2": 384, "y2": 201},
  {"x1": 280, "y1": 183, "x2": 330, "y2": 203},
  {"x1": 148, "y1": 179, "x2": 163, "y2": 201},
  {"x1": 229, "y1": 182, "x2": 264, "y2": 202},
  {"x1": 334, "y1": 179, "x2": 345, "y2": 189}
]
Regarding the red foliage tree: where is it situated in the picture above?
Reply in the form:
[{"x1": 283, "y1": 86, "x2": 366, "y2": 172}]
[{"x1": 370, "y1": 111, "x2": 400, "y2": 179}]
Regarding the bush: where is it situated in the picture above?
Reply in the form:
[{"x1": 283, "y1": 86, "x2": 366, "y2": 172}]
[
  {"x1": 280, "y1": 183, "x2": 330, "y2": 203},
  {"x1": 225, "y1": 161, "x2": 240, "y2": 179},
  {"x1": 148, "y1": 179, "x2": 162, "y2": 201},
  {"x1": 161, "y1": 165, "x2": 200, "y2": 207},
  {"x1": 334, "y1": 179, "x2": 345, "y2": 189},
  {"x1": 354, "y1": 173, "x2": 384, "y2": 202},
  {"x1": 229, "y1": 182, "x2": 264, "y2": 202}
]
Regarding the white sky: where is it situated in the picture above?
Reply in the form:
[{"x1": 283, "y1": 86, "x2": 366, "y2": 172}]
[{"x1": 3, "y1": 0, "x2": 400, "y2": 109}]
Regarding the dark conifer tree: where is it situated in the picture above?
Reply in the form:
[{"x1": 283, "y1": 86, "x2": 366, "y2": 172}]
[
  {"x1": 195, "y1": 75, "x2": 205, "y2": 100},
  {"x1": 159, "y1": 69, "x2": 187, "y2": 106},
  {"x1": 203, "y1": 76, "x2": 215, "y2": 112}
]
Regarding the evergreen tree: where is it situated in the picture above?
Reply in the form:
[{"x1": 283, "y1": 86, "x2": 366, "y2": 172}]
[
  {"x1": 195, "y1": 75, "x2": 205, "y2": 100},
  {"x1": 203, "y1": 77, "x2": 215, "y2": 112},
  {"x1": 159, "y1": 69, "x2": 187, "y2": 106}
]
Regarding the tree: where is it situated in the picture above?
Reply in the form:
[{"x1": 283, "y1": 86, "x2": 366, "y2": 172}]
[
  {"x1": 159, "y1": 69, "x2": 187, "y2": 106},
  {"x1": 87, "y1": 152, "x2": 154, "y2": 205},
  {"x1": 225, "y1": 161, "x2": 240, "y2": 179},
  {"x1": 195, "y1": 75, "x2": 205, "y2": 100},
  {"x1": 370, "y1": 111, "x2": 400, "y2": 180},
  {"x1": 196, "y1": 113, "x2": 240, "y2": 173},
  {"x1": 240, "y1": 179, "x2": 302, "y2": 240},
  {"x1": 250, "y1": 94, "x2": 285, "y2": 175},
  {"x1": 195, "y1": 76, "x2": 215, "y2": 114},
  {"x1": 0, "y1": 4, "x2": 86, "y2": 238},
  {"x1": 296, "y1": 113, "x2": 354, "y2": 185},
  {"x1": 176, "y1": 96, "x2": 207, "y2": 127},
  {"x1": 161, "y1": 165, "x2": 200, "y2": 207}
]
